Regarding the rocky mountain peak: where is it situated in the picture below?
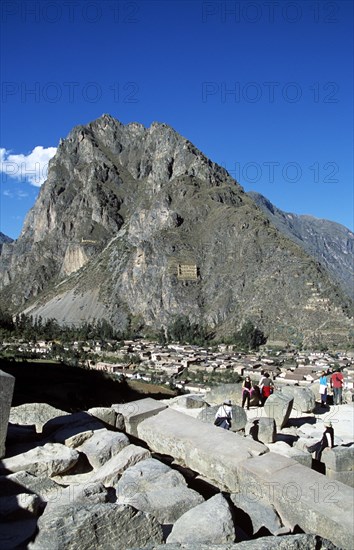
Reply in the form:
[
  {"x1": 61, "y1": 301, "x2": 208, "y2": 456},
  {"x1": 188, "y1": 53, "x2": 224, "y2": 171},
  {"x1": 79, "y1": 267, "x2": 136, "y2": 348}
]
[{"x1": 0, "y1": 116, "x2": 353, "y2": 347}]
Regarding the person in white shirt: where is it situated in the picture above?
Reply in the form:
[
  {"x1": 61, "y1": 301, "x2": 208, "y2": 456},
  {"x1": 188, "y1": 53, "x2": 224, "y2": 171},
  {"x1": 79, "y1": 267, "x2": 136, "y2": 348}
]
[{"x1": 214, "y1": 399, "x2": 233, "y2": 430}]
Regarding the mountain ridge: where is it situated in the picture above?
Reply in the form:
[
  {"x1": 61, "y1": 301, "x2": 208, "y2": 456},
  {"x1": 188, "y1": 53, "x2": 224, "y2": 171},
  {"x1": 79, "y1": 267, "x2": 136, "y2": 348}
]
[{"x1": 248, "y1": 191, "x2": 354, "y2": 301}]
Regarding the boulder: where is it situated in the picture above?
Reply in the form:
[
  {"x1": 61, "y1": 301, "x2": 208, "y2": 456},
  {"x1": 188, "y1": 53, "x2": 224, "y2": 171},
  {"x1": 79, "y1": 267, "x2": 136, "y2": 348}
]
[
  {"x1": 197, "y1": 404, "x2": 247, "y2": 431},
  {"x1": 321, "y1": 445, "x2": 354, "y2": 487},
  {"x1": 264, "y1": 393, "x2": 293, "y2": 430},
  {"x1": 28, "y1": 503, "x2": 164, "y2": 550},
  {"x1": 237, "y1": 452, "x2": 354, "y2": 549},
  {"x1": 45, "y1": 481, "x2": 109, "y2": 509},
  {"x1": 129, "y1": 533, "x2": 340, "y2": 549},
  {"x1": 266, "y1": 441, "x2": 312, "y2": 467},
  {"x1": 293, "y1": 437, "x2": 319, "y2": 454},
  {"x1": 167, "y1": 493, "x2": 235, "y2": 545},
  {"x1": 178, "y1": 395, "x2": 208, "y2": 409},
  {"x1": 1, "y1": 470, "x2": 63, "y2": 502},
  {"x1": 205, "y1": 383, "x2": 243, "y2": 406},
  {"x1": 1, "y1": 443, "x2": 79, "y2": 477},
  {"x1": 116, "y1": 457, "x2": 204, "y2": 524},
  {"x1": 230, "y1": 493, "x2": 284, "y2": 535},
  {"x1": 92, "y1": 444, "x2": 151, "y2": 486},
  {"x1": 112, "y1": 397, "x2": 167, "y2": 437},
  {"x1": 245, "y1": 417, "x2": 276, "y2": 444},
  {"x1": 77, "y1": 428, "x2": 130, "y2": 469},
  {"x1": 9, "y1": 403, "x2": 69, "y2": 433},
  {"x1": 0, "y1": 369, "x2": 15, "y2": 458},
  {"x1": 137, "y1": 408, "x2": 267, "y2": 492},
  {"x1": 42, "y1": 411, "x2": 105, "y2": 443},
  {"x1": 87, "y1": 407, "x2": 118, "y2": 427},
  {"x1": 280, "y1": 386, "x2": 315, "y2": 413}
]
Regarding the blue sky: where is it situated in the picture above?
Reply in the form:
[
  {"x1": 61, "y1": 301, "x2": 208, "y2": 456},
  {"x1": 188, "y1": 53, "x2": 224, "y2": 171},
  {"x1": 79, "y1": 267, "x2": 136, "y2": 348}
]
[{"x1": 1, "y1": 0, "x2": 353, "y2": 239}]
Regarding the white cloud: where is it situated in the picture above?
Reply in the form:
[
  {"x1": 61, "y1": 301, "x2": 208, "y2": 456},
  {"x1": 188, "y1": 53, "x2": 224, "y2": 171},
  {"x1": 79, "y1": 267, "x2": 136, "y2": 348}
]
[{"x1": 0, "y1": 146, "x2": 57, "y2": 186}]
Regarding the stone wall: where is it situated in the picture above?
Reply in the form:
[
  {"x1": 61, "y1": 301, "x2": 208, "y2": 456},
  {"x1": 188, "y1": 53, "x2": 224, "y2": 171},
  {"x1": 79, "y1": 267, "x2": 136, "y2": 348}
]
[{"x1": 0, "y1": 369, "x2": 15, "y2": 458}]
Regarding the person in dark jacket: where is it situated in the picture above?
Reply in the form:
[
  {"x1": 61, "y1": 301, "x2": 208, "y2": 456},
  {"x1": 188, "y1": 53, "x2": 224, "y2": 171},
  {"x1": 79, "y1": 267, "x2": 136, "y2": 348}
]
[
  {"x1": 241, "y1": 376, "x2": 252, "y2": 410},
  {"x1": 315, "y1": 421, "x2": 334, "y2": 461}
]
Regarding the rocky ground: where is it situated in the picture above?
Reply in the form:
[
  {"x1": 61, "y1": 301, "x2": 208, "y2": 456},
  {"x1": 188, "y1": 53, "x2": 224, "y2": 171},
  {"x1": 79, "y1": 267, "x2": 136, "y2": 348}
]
[{"x1": 0, "y1": 386, "x2": 353, "y2": 549}]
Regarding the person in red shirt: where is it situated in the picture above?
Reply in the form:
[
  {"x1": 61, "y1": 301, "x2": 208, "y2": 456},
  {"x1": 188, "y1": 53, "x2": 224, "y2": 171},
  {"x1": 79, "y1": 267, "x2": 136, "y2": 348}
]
[{"x1": 330, "y1": 369, "x2": 344, "y2": 405}]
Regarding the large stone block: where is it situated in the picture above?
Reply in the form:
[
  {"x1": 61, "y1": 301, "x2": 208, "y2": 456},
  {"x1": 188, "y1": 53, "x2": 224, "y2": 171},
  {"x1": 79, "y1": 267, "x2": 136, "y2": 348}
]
[
  {"x1": 245, "y1": 417, "x2": 276, "y2": 444},
  {"x1": 237, "y1": 452, "x2": 354, "y2": 549},
  {"x1": 325, "y1": 469, "x2": 354, "y2": 488},
  {"x1": 112, "y1": 398, "x2": 167, "y2": 437},
  {"x1": 280, "y1": 386, "x2": 316, "y2": 413},
  {"x1": 198, "y1": 404, "x2": 247, "y2": 431},
  {"x1": 264, "y1": 393, "x2": 293, "y2": 430},
  {"x1": 137, "y1": 407, "x2": 268, "y2": 492},
  {"x1": 0, "y1": 370, "x2": 15, "y2": 458},
  {"x1": 321, "y1": 445, "x2": 354, "y2": 472}
]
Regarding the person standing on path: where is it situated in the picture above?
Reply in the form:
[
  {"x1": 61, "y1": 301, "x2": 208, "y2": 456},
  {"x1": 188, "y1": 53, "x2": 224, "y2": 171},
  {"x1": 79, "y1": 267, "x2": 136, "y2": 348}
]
[
  {"x1": 319, "y1": 371, "x2": 328, "y2": 407},
  {"x1": 241, "y1": 376, "x2": 252, "y2": 410},
  {"x1": 331, "y1": 369, "x2": 344, "y2": 405}
]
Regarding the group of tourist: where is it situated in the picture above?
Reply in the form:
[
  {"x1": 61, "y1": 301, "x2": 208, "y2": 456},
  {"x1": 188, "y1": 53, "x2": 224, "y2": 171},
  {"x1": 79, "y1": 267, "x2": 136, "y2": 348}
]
[
  {"x1": 319, "y1": 368, "x2": 344, "y2": 407},
  {"x1": 241, "y1": 371, "x2": 274, "y2": 410}
]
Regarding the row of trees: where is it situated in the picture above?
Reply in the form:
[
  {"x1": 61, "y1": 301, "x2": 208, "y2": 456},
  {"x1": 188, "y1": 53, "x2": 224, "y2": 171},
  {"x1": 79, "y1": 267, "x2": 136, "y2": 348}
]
[
  {"x1": 162, "y1": 316, "x2": 267, "y2": 350},
  {"x1": 0, "y1": 309, "x2": 267, "y2": 351},
  {"x1": 0, "y1": 310, "x2": 118, "y2": 342}
]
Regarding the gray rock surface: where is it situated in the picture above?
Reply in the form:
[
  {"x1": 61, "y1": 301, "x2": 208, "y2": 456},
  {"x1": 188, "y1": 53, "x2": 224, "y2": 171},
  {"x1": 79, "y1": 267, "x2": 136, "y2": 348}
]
[
  {"x1": 167, "y1": 493, "x2": 235, "y2": 545},
  {"x1": 1, "y1": 470, "x2": 62, "y2": 501},
  {"x1": 130, "y1": 533, "x2": 340, "y2": 549},
  {"x1": 264, "y1": 393, "x2": 293, "y2": 430},
  {"x1": 266, "y1": 441, "x2": 312, "y2": 467},
  {"x1": 237, "y1": 452, "x2": 354, "y2": 549},
  {"x1": 28, "y1": 502, "x2": 164, "y2": 549},
  {"x1": 0, "y1": 370, "x2": 15, "y2": 458},
  {"x1": 1, "y1": 442, "x2": 80, "y2": 477},
  {"x1": 112, "y1": 397, "x2": 167, "y2": 437},
  {"x1": 92, "y1": 444, "x2": 151, "y2": 486},
  {"x1": 279, "y1": 386, "x2": 316, "y2": 413},
  {"x1": 44, "y1": 480, "x2": 109, "y2": 509},
  {"x1": 230, "y1": 493, "x2": 283, "y2": 535},
  {"x1": 87, "y1": 406, "x2": 119, "y2": 427},
  {"x1": 205, "y1": 384, "x2": 243, "y2": 407},
  {"x1": 116, "y1": 457, "x2": 204, "y2": 524},
  {"x1": 77, "y1": 428, "x2": 129, "y2": 468},
  {"x1": 245, "y1": 417, "x2": 276, "y2": 444},
  {"x1": 9, "y1": 403, "x2": 69, "y2": 433},
  {"x1": 198, "y1": 404, "x2": 248, "y2": 432},
  {"x1": 137, "y1": 407, "x2": 268, "y2": 492},
  {"x1": 42, "y1": 411, "x2": 105, "y2": 442}
]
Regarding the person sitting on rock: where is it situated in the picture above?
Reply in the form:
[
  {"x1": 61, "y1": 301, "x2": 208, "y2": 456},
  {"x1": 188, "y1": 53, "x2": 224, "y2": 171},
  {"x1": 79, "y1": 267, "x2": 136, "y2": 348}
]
[
  {"x1": 315, "y1": 421, "x2": 334, "y2": 461},
  {"x1": 214, "y1": 399, "x2": 233, "y2": 430},
  {"x1": 261, "y1": 373, "x2": 273, "y2": 405},
  {"x1": 241, "y1": 376, "x2": 252, "y2": 410}
]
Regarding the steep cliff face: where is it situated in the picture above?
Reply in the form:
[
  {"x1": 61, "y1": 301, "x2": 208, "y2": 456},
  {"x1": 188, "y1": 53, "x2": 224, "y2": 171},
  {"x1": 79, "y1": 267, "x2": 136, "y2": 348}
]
[
  {"x1": 0, "y1": 115, "x2": 352, "y2": 347},
  {"x1": 249, "y1": 192, "x2": 354, "y2": 300},
  {"x1": 0, "y1": 232, "x2": 13, "y2": 254}
]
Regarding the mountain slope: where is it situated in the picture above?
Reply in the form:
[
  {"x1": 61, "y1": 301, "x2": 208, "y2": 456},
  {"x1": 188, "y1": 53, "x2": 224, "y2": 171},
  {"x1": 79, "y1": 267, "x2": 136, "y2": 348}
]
[
  {"x1": 0, "y1": 232, "x2": 13, "y2": 253},
  {"x1": 248, "y1": 191, "x2": 354, "y2": 301},
  {"x1": 0, "y1": 115, "x2": 352, "y2": 347}
]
